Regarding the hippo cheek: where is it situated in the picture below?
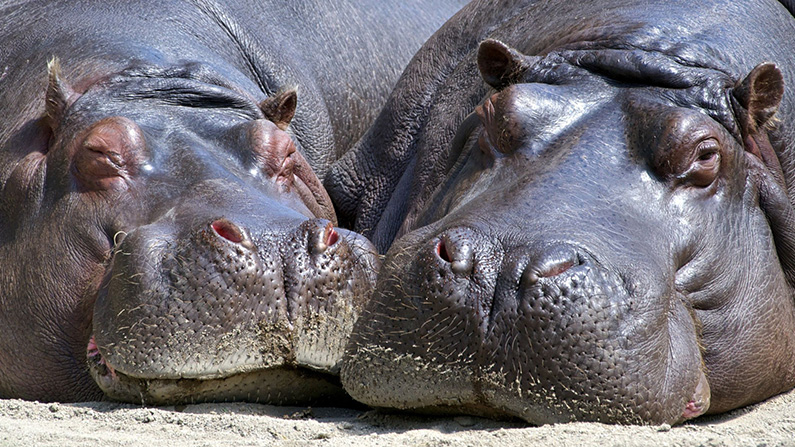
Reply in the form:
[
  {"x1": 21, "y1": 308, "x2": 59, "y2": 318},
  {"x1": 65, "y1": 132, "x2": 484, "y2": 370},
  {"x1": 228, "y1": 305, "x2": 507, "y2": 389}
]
[
  {"x1": 89, "y1": 215, "x2": 378, "y2": 405},
  {"x1": 343, "y1": 226, "x2": 709, "y2": 425}
]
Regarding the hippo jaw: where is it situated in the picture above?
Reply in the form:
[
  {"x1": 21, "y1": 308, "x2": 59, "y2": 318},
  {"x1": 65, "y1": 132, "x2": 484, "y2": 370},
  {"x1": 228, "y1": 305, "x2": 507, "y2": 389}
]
[{"x1": 88, "y1": 346, "x2": 350, "y2": 405}]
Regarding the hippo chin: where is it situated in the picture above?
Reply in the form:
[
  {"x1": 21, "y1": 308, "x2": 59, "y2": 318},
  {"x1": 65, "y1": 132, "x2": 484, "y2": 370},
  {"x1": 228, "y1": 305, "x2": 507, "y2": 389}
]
[
  {"x1": 0, "y1": 0, "x2": 466, "y2": 403},
  {"x1": 328, "y1": 0, "x2": 795, "y2": 425}
]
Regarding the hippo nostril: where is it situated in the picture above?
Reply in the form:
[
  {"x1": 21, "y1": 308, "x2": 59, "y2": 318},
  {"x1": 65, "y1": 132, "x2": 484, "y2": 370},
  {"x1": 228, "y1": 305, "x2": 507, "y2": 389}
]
[
  {"x1": 451, "y1": 259, "x2": 473, "y2": 275},
  {"x1": 312, "y1": 222, "x2": 340, "y2": 254},
  {"x1": 435, "y1": 231, "x2": 475, "y2": 275},
  {"x1": 324, "y1": 223, "x2": 339, "y2": 247},
  {"x1": 522, "y1": 268, "x2": 540, "y2": 285},
  {"x1": 540, "y1": 259, "x2": 575, "y2": 278},
  {"x1": 211, "y1": 218, "x2": 244, "y2": 243},
  {"x1": 436, "y1": 240, "x2": 452, "y2": 263},
  {"x1": 522, "y1": 244, "x2": 580, "y2": 285}
]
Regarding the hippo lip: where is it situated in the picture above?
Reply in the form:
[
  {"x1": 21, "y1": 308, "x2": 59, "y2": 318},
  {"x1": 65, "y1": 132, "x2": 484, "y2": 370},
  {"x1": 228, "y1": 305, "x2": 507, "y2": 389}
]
[
  {"x1": 86, "y1": 333, "x2": 353, "y2": 406},
  {"x1": 680, "y1": 370, "x2": 711, "y2": 421},
  {"x1": 87, "y1": 335, "x2": 117, "y2": 383}
]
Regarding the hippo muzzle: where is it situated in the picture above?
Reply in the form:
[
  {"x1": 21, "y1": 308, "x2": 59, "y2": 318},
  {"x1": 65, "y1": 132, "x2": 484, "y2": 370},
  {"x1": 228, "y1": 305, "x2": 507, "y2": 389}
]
[
  {"x1": 90, "y1": 197, "x2": 376, "y2": 404},
  {"x1": 344, "y1": 218, "x2": 709, "y2": 424}
]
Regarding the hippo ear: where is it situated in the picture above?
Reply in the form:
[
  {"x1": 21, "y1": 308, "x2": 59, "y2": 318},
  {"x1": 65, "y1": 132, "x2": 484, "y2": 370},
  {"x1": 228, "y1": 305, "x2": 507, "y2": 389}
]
[
  {"x1": 45, "y1": 58, "x2": 75, "y2": 132},
  {"x1": 734, "y1": 64, "x2": 795, "y2": 285},
  {"x1": 733, "y1": 63, "x2": 784, "y2": 132},
  {"x1": 733, "y1": 63, "x2": 786, "y2": 187},
  {"x1": 259, "y1": 89, "x2": 297, "y2": 131},
  {"x1": 477, "y1": 39, "x2": 539, "y2": 90}
]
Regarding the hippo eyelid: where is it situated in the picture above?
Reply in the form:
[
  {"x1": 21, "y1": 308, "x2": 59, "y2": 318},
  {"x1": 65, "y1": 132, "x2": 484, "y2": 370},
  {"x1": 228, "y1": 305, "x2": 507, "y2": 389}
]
[
  {"x1": 646, "y1": 106, "x2": 726, "y2": 188},
  {"x1": 474, "y1": 97, "x2": 502, "y2": 157},
  {"x1": 83, "y1": 141, "x2": 125, "y2": 169},
  {"x1": 674, "y1": 137, "x2": 722, "y2": 187},
  {"x1": 274, "y1": 151, "x2": 296, "y2": 187},
  {"x1": 71, "y1": 116, "x2": 148, "y2": 191},
  {"x1": 477, "y1": 128, "x2": 497, "y2": 158},
  {"x1": 474, "y1": 97, "x2": 494, "y2": 127},
  {"x1": 693, "y1": 139, "x2": 720, "y2": 168}
]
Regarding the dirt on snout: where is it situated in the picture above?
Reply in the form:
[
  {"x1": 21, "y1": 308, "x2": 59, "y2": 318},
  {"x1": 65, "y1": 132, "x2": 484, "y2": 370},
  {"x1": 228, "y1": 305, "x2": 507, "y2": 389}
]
[{"x1": 1, "y1": 388, "x2": 794, "y2": 446}]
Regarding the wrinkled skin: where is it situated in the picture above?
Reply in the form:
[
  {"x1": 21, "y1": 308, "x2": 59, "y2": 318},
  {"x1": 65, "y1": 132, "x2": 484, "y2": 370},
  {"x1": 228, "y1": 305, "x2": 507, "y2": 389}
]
[
  {"x1": 0, "y1": 0, "x2": 465, "y2": 403},
  {"x1": 328, "y1": 0, "x2": 795, "y2": 425}
]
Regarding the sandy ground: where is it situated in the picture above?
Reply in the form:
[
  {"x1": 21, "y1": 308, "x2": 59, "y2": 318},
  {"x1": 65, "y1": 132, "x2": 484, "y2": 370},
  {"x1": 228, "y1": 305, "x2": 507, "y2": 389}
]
[{"x1": 1, "y1": 389, "x2": 794, "y2": 447}]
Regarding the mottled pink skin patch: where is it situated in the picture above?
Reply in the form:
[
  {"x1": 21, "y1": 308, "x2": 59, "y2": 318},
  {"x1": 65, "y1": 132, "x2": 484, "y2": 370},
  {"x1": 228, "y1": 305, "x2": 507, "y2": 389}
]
[
  {"x1": 682, "y1": 373, "x2": 711, "y2": 420},
  {"x1": 87, "y1": 336, "x2": 116, "y2": 379}
]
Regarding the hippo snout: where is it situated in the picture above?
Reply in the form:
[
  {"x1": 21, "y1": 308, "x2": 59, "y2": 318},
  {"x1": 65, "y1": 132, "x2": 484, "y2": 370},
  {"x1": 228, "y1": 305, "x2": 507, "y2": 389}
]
[
  {"x1": 209, "y1": 216, "x2": 343, "y2": 258},
  {"x1": 435, "y1": 229, "x2": 580, "y2": 280},
  {"x1": 343, "y1": 226, "x2": 707, "y2": 424},
  {"x1": 90, "y1": 204, "x2": 378, "y2": 405}
]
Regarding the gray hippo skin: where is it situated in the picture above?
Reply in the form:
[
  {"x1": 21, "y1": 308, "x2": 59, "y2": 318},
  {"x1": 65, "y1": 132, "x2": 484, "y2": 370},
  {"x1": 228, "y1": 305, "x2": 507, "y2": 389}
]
[
  {"x1": 0, "y1": 0, "x2": 465, "y2": 403},
  {"x1": 327, "y1": 0, "x2": 795, "y2": 425}
]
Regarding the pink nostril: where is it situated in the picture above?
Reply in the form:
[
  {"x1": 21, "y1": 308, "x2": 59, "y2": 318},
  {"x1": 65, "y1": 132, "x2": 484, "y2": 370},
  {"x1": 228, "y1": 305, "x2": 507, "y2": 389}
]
[
  {"x1": 434, "y1": 230, "x2": 475, "y2": 275},
  {"x1": 211, "y1": 219, "x2": 243, "y2": 243},
  {"x1": 523, "y1": 245, "x2": 581, "y2": 285},
  {"x1": 539, "y1": 259, "x2": 575, "y2": 278},
  {"x1": 87, "y1": 336, "x2": 99, "y2": 358},
  {"x1": 436, "y1": 240, "x2": 452, "y2": 263},
  {"x1": 324, "y1": 223, "x2": 339, "y2": 247},
  {"x1": 313, "y1": 222, "x2": 340, "y2": 254}
]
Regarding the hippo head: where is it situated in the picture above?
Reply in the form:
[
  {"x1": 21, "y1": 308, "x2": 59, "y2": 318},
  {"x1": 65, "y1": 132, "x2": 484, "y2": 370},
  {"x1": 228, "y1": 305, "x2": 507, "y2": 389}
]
[
  {"x1": 0, "y1": 60, "x2": 377, "y2": 404},
  {"x1": 342, "y1": 40, "x2": 795, "y2": 424}
]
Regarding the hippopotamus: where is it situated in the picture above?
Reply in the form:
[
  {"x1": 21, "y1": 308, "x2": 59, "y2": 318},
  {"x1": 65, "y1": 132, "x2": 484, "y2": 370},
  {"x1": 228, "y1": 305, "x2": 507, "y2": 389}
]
[
  {"x1": 0, "y1": 0, "x2": 465, "y2": 404},
  {"x1": 327, "y1": 0, "x2": 795, "y2": 425}
]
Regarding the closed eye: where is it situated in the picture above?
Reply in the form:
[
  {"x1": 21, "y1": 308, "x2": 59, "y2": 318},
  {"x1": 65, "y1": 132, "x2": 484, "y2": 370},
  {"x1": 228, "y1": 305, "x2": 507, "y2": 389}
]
[{"x1": 680, "y1": 138, "x2": 721, "y2": 187}]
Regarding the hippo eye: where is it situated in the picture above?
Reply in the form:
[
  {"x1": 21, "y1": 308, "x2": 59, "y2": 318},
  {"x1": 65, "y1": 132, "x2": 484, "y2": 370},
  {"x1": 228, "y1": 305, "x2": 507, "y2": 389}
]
[
  {"x1": 274, "y1": 151, "x2": 296, "y2": 189},
  {"x1": 72, "y1": 116, "x2": 145, "y2": 191},
  {"x1": 477, "y1": 129, "x2": 497, "y2": 159},
  {"x1": 474, "y1": 99, "x2": 500, "y2": 163},
  {"x1": 680, "y1": 138, "x2": 721, "y2": 187},
  {"x1": 246, "y1": 119, "x2": 297, "y2": 190}
]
